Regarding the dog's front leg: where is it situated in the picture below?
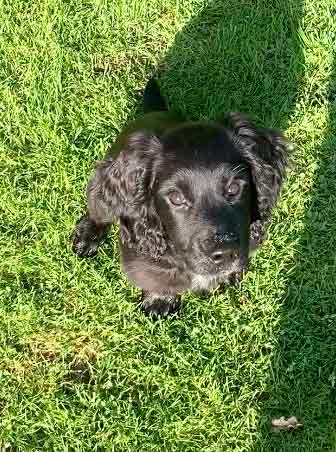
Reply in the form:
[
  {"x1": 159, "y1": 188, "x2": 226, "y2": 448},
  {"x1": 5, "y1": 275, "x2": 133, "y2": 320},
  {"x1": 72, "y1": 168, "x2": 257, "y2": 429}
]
[{"x1": 73, "y1": 215, "x2": 110, "y2": 258}]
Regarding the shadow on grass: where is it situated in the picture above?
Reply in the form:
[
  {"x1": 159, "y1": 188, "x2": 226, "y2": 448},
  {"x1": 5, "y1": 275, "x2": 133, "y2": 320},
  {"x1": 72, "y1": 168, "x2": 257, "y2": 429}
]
[
  {"x1": 158, "y1": 0, "x2": 334, "y2": 448},
  {"x1": 159, "y1": 0, "x2": 303, "y2": 126}
]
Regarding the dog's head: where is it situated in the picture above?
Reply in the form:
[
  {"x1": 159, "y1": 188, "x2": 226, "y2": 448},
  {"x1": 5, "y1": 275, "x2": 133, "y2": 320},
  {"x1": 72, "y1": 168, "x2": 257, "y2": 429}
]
[{"x1": 88, "y1": 113, "x2": 289, "y2": 275}]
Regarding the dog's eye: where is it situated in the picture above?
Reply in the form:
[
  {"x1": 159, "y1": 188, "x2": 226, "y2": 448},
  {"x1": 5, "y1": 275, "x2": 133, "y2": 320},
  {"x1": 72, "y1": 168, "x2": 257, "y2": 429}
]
[
  {"x1": 168, "y1": 191, "x2": 186, "y2": 206},
  {"x1": 226, "y1": 181, "x2": 241, "y2": 197}
]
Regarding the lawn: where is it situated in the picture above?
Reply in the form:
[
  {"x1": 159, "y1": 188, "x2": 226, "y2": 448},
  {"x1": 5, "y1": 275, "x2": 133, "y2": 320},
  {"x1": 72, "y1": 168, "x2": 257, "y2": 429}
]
[{"x1": 1, "y1": 0, "x2": 336, "y2": 450}]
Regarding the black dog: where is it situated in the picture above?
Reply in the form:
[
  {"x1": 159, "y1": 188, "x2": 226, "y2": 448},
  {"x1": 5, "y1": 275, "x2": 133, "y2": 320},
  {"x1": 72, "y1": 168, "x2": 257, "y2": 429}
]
[{"x1": 73, "y1": 79, "x2": 290, "y2": 317}]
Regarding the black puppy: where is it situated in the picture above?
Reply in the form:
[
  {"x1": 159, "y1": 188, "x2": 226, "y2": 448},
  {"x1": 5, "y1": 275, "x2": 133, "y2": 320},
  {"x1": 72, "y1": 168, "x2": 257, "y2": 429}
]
[{"x1": 73, "y1": 79, "x2": 290, "y2": 317}]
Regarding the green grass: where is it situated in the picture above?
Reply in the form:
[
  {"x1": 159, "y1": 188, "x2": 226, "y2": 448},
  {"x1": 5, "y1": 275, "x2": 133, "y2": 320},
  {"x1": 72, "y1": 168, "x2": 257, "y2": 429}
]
[{"x1": 1, "y1": 0, "x2": 336, "y2": 449}]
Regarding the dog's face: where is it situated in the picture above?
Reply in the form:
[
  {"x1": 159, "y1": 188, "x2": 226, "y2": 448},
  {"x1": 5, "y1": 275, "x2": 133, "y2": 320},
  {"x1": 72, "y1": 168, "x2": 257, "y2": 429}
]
[
  {"x1": 153, "y1": 123, "x2": 252, "y2": 275},
  {"x1": 87, "y1": 113, "x2": 289, "y2": 279}
]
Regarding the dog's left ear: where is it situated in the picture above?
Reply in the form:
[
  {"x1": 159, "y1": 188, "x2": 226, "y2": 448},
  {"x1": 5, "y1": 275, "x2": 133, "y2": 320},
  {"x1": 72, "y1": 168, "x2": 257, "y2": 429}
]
[{"x1": 227, "y1": 112, "x2": 291, "y2": 220}]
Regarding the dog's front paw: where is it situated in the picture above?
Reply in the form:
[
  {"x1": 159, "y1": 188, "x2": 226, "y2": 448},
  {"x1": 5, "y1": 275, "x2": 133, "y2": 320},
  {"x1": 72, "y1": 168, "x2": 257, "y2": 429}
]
[
  {"x1": 72, "y1": 215, "x2": 109, "y2": 258},
  {"x1": 139, "y1": 292, "x2": 181, "y2": 319}
]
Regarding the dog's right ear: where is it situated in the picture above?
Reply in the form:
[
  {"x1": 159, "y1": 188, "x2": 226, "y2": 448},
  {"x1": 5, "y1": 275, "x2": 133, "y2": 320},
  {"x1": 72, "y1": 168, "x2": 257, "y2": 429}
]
[{"x1": 87, "y1": 131, "x2": 162, "y2": 224}]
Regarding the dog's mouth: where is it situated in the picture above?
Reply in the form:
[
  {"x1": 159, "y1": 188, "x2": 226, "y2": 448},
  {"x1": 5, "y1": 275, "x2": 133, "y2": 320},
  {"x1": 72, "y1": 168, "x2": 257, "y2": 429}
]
[{"x1": 185, "y1": 250, "x2": 248, "y2": 275}]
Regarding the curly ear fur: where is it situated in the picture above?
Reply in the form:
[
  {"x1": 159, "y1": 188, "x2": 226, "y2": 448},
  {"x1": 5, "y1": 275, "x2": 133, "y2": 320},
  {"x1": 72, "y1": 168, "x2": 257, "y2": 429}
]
[
  {"x1": 87, "y1": 131, "x2": 167, "y2": 260},
  {"x1": 227, "y1": 112, "x2": 291, "y2": 221}
]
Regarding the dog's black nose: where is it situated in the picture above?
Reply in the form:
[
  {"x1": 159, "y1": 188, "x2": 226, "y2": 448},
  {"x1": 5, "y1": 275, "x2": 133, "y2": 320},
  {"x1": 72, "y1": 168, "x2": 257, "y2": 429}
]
[
  {"x1": 211, "y1": 231, "x2": 239, "y2": 263},
  {"x1": 201, "y1": 230, "x2": 239, "y2": 264}
]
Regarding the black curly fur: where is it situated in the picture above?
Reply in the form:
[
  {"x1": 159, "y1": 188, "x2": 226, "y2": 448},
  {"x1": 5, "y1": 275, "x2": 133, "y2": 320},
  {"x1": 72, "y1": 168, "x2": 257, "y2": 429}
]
[
  {"x1": 73, "y1": 80, "x2": 291, "y2": 318},
  {"x1": 227, "y1": 112, "x2": 289, "y2": 220}
]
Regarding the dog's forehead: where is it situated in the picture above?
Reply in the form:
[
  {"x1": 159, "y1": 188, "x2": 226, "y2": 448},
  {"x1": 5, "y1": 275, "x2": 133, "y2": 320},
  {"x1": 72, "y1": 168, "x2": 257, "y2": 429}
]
[{"x1": 161, "y1": 121, "x2": 244, "y2": 166}]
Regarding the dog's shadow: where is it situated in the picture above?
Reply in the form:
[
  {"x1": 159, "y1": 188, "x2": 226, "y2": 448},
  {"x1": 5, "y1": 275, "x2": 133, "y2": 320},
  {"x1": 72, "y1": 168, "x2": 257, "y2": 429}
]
[
  {"x1": 155, "y1": 0, "x2": 334, "y2": 447},
  {"x1": 159, "y1": 0, "x2": 303, "y2": 126}
]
